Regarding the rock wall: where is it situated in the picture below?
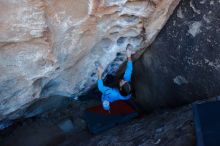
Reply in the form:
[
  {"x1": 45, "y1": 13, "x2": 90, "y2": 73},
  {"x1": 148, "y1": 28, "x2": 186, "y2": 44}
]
[
  {"x1": 0, "y1": 0, "x2": 180, "y2": 123},
  {"x1": 133, "y1": 0, "x2": 220, "y2": 111}
]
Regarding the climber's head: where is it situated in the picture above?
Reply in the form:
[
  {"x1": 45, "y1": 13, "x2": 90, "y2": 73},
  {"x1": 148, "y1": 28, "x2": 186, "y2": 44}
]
[{"x1": 119, "y1": 79, "x2": 132, "y2": 96}]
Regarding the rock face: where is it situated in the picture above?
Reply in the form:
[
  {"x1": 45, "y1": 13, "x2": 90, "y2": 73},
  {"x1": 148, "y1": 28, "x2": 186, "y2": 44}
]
[
  {"x1": 0, "y1": 0, "x2": 180, "y2": 124},
  {"x1": 133, "y1": 0, "x2": 220, "y2": 111}
]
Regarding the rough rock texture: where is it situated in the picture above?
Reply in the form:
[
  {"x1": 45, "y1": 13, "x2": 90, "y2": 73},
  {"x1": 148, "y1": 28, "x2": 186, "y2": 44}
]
[
  {"x1": 133, "y1": 0, "x2": 220, "y2": 111},
  {"x1": 0, "y1": 0, "x2": 180, "y2": 124},
  {"x1": 0, "y1": 102, "x2": 195, "y2": 146},
  {"x1": 76, "y1": 105, "x2": 195, "y2": 146}
]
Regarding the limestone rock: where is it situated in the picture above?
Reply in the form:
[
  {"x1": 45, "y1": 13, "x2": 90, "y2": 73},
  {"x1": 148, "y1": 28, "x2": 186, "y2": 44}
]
[{"x1": 0, "y1": 0, "x2": 180, "y2": 124}]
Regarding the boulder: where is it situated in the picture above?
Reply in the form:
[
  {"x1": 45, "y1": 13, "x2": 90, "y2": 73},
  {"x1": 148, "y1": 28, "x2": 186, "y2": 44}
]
[
  {"x1": 133, "y1": 0, "x2": 220, "y2": 111},
  {"x1": 0, "y1": 0, "x2": 180, "y2": 123}
]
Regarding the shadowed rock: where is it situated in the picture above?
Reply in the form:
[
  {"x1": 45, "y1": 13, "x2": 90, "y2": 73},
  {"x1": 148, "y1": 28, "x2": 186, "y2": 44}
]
[{"x1": 133, "y1": 0, "x2": 220, "y2": 112}]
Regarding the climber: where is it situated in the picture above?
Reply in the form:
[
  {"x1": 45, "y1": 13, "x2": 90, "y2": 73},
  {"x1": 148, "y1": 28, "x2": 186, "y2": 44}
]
[{"x1": 97, "y1": 49, "x2": 133, "y2": 111}]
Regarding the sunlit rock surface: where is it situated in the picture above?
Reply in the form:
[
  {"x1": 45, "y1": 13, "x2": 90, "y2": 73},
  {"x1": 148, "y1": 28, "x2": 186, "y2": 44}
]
[{"x1": 0, "y1": 0, "x2": 180, "y2": 123}]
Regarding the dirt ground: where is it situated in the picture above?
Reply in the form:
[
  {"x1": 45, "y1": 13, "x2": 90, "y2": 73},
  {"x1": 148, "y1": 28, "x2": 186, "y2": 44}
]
[{"x1": 0, "y1": 101, "x2": 195, "y2": 146}]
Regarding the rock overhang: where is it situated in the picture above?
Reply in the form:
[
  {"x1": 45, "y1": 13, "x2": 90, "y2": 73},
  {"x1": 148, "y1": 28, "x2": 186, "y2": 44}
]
[{"x1": 0, "y1": 0, "x2": 180, "y2": 127}]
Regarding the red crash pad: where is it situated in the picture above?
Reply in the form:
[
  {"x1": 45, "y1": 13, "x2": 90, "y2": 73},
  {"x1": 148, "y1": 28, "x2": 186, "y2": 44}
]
[
  {"x1": 87, "y1": 100, "x2": 136, "y2": 115},
  {"x1": 84, "y1": 100, "x2": 139, "y2": 134}
]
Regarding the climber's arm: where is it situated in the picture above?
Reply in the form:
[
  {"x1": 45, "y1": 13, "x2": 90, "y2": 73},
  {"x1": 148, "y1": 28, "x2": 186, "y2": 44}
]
[
  {"x1": 98, "y1": 79, "x2": 111, "y2": 93},
  {"x1": 123, "y1": 50, "x2": 133, "y2": 82},
  {"x1": 97, "y1": 65, "x2": 111, "y2": 93}
]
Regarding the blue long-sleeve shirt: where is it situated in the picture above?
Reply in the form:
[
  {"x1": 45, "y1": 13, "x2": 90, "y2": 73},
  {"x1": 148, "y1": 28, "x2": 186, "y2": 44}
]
[
  {"x1": 123, "y1": 60, "x2": 133, "y2": 82},
  {"x1": 98, "y1": 60, "x2": 133, "y2": 110}
]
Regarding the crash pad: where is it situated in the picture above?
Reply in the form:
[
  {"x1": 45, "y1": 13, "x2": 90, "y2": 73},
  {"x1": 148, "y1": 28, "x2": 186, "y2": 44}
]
[
  {"x1": 193, "y1": 100, "x2": 220, "y2": 146},
  {"x1": 83, "y1": 100, "x2": 139, "y2": 134}
]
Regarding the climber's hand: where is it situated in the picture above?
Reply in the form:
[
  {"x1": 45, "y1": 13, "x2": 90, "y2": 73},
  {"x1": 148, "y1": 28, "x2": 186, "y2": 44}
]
[
  {"x1": 97, "y1": 65, "x2": 103, "y2": 79},
  {"x1": 98, "y1": 66, "x2": 103, "y2": 74},
  {"x1": 126, "y1": 49, "x2": 132, "y2": 59}
]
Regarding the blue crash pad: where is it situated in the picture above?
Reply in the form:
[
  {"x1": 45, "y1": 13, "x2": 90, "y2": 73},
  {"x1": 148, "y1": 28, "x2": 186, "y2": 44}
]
[{"x1": 193, "y1": 100, "x2": 220, "y2": 146}]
